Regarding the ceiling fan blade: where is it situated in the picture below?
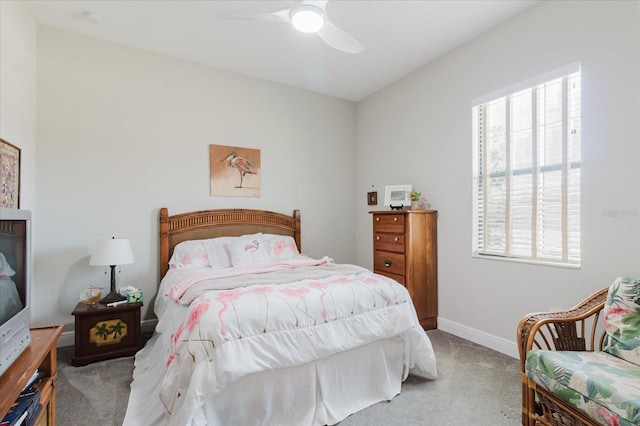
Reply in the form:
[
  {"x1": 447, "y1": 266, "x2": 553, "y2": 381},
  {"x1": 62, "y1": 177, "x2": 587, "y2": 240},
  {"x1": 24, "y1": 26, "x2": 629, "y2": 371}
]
[
  {"x1": 305, "y1": 0, "x2": 329, "y2": 10},
  {"x1": 318, "y1": 20, "x2": 365, "y2": 54},
  {"x1": 216, "y1": 7, "x2": 291, "y2": 23}
]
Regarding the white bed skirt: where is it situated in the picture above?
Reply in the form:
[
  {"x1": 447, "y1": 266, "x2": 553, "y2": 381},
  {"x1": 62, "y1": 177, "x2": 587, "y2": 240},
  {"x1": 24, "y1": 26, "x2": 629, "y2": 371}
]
[{"x1": 124, "y1": 332, "x2": 407, "y2": 426}]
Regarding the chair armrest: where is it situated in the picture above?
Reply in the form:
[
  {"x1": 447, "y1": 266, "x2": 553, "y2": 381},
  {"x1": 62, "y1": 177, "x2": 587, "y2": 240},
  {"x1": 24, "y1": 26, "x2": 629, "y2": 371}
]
[{"x1": 516, "y1": 286, "x2": 609, "y2": 371}]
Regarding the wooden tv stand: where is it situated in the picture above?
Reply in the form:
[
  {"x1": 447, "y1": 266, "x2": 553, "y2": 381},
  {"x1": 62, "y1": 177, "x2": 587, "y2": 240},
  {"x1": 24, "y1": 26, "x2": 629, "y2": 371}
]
[{"x1": 0, "y1": 326, "x2": 63, "y2": 426}]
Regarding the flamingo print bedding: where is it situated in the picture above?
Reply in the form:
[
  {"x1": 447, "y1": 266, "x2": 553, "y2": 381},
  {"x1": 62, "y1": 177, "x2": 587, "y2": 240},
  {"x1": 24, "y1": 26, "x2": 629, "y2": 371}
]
[{"x1": 154, "y1": 255, "x2": 437, "y2": 424}]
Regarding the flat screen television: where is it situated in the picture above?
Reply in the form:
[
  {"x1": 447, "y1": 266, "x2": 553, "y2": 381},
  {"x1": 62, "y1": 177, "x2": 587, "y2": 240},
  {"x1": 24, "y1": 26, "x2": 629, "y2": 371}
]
[{"x1": 0, "y1": 208, "x2": 31, "y2": 377}]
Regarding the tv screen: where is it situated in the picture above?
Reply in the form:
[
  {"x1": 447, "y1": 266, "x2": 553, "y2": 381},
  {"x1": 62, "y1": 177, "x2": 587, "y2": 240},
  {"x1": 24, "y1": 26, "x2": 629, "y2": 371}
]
[
  {"x1": 0, "y1": 222, "x2": 26, "y2": 325},
  {"x1": 0, "y1": 208, "x2": 31, "y2": 377}
]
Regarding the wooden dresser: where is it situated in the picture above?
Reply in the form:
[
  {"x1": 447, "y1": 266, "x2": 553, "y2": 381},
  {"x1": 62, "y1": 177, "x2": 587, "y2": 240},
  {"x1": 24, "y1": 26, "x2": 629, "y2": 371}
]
[
  {"x1": 369, "y1": 210, "x2": 438, "y2": 330},
  {"x1": 0, "y1": 326, "x2": 63, "y2": 426}
]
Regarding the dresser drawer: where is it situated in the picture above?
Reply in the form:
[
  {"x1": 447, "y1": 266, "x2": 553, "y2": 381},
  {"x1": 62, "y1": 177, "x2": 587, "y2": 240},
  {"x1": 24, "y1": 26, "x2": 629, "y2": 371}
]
[
  {"x1": 374, "y1": 269, "x2": 405, "y2": 285},
  {"x1": 372, "y1": 214, "x2": 405, "y2": 233},
  {"x1": 374, "y1": 233, "x2": 405, "y2": 253},
  {"x1": 373, "y1": 250, "x2": 405, "y2": 276}
]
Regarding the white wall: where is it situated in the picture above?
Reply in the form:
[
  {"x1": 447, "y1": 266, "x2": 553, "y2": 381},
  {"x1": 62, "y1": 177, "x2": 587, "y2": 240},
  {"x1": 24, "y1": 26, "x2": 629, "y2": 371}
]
[
  {"x1": 35, "y1": 26, "x2": 357, "y2": 327},
  {"x1": 9, "y1": 1, "x2": 640, "y2": 355},
  {"x1": 355, "y1": 0, "x2": 640, "y2": 357},
  {"x1": 0, "y1": 0, "x2": 37, "y2": 210}
]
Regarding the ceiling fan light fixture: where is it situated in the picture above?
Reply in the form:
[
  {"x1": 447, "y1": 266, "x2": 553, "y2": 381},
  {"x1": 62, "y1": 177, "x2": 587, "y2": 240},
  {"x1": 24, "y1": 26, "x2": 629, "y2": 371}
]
[{"x1": 290, "y1": 5, "x2": 324, "y2": 33}]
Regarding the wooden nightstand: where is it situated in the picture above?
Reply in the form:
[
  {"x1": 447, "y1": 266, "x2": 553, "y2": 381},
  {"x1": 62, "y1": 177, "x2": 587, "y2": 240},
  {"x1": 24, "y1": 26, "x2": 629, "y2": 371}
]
[{"x1": 71, "y1": 302, "x2": 143, "y2": 366}]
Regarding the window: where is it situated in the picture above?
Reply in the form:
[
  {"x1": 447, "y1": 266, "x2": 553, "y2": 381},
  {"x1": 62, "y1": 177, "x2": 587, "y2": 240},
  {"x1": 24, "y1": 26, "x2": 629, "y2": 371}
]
[{"x1": 472, "y1": 65, "x2": 581, "y2": 266}]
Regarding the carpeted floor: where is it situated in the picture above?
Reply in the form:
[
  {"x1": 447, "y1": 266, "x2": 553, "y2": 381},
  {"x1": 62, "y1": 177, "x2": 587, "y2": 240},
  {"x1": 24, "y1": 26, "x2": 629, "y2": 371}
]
[{"x1": 56, "y1": 329, "x2": 521, "y2": 425}]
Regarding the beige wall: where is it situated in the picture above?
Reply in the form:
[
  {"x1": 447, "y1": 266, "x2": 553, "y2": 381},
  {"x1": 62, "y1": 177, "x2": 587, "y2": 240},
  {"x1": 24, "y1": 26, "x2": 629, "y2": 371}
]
[
  {"x1": 5, "y1": 0, "x2": 639, "y2": 355},
  {"x1": 0, "y1": 0, "x2": 37, "y2": 211},
  {"x1": 34, "y1": 26, "x2": 357, "y2": 327},
  {"x1": 355, "y1": 0, "x2": 640, "y2": 356}
]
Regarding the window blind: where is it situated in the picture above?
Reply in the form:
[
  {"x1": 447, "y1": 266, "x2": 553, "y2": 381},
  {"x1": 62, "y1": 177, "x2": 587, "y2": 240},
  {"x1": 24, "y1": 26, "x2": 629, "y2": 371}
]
[{"x1": 472, "y1": 67, "x2": 581, "y2": 266}]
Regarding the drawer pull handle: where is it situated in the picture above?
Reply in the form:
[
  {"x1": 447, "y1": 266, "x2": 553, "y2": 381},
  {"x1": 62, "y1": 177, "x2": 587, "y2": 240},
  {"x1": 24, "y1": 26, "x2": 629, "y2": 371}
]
[
  {"x1": 384, "y1": 260, "x2": 392, "y2": 267},
  {"x1": 394, "y1": 237, "x2": 399, "y2": 242},
  {"x1": 376, "y1": 217, "x2": 380, "y2": 221},
  {"x1": 393, "y1": 217, "x2": 398, "y2": 222},
  {"x1": 376, "y1": 236, "x2": 380, "y2": 240}
]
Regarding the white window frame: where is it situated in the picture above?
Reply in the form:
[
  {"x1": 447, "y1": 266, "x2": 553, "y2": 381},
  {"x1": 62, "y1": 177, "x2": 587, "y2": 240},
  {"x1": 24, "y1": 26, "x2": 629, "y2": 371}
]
[{"x1": 472, "y1": 64, "x2": 581, "y2": 267}]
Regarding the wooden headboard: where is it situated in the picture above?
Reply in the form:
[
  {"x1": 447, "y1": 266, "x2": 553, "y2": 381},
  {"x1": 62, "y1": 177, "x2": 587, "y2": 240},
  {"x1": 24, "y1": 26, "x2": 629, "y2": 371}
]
[{"x1": 159, "y1": 208, "x2": 301, "y2": 280}]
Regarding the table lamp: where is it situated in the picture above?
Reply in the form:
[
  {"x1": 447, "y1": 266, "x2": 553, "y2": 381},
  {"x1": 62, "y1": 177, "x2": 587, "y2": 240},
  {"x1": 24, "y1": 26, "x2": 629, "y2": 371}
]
[{"x1": 90, "y1": 237, "x2": 135, "y2": 304}]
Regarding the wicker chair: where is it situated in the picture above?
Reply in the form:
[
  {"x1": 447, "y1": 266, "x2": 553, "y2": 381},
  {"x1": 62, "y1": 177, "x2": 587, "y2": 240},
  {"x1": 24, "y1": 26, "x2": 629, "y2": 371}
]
[{"x1": 517, "y1": 286, "x2": 609, "y2": 426}]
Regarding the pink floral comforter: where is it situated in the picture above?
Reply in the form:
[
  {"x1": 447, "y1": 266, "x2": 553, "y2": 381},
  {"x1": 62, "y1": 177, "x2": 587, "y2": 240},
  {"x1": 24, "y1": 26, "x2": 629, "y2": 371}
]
[{"x1": 158, "y1": 259, "x2": 438, "y2": 424}]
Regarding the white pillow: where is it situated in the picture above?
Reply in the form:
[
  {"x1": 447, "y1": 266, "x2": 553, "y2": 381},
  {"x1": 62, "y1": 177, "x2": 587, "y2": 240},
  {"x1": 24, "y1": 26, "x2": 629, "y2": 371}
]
[
  {"x1": 261, "y1": 234, "x2": 300, "y2": 258},
  {"x1": 227, "y1": 234, "x2": 299, "y2": 267},
  {"x1": 201, "y1": 235, "x2": 260, "y2": 269},
  {"x1": 198, "y1": 237, "x2": 233, "y2": 268},
  {"x1": 168, "y1": 240, "x2": 210, "y2": 269}
]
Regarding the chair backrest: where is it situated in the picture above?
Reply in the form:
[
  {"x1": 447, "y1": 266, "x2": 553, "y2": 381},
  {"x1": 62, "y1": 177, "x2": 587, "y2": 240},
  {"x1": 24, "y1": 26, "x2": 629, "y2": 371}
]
[{"x1": 603, "y1": 277, "x2": 640, "y2": 366}]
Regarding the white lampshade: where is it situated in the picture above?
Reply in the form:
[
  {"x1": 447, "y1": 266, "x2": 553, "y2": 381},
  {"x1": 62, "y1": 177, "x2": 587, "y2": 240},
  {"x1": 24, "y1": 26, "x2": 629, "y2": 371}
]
[
  {"x1": 89, "y1": 238, "x2": 135, "y2": 266},
  {"x1": 290, "y1": 4, "x2": 324, "y2": 33}
]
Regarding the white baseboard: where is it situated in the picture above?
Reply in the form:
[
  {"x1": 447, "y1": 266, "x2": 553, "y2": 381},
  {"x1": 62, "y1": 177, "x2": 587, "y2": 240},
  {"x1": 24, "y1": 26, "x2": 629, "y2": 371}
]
[
  {"x1": 437, "y1": 317, "x2": 519, "y2": 359},
  {"x1": 57, "y1": 319, "x2": 158, "y2": 348}
]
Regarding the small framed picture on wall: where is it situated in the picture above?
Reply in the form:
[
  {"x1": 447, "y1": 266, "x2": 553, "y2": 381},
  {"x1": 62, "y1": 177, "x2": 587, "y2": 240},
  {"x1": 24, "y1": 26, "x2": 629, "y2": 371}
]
[{"x1": 0, "y1": 138, "x2": 20, "y2": 208}]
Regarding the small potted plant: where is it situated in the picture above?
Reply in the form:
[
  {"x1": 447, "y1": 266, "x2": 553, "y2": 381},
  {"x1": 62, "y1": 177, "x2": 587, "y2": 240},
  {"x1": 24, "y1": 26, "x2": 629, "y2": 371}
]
[
  {"x1": 410, "y1": 190, "x2": 421, "y2": 210},
  {"x1": 410, "y1": 190, "x2": 429, "y2": 210}
]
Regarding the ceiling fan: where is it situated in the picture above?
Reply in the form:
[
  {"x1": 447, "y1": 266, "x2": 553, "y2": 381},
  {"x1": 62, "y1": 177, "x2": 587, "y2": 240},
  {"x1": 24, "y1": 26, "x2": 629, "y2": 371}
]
[{"x1": 216, "y1": 0, "x2": 365, "y2": 54}]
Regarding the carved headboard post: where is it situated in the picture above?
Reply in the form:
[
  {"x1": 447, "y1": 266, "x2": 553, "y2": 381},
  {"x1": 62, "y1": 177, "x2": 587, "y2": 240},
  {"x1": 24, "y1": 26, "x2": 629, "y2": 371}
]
[
  {"x1": 159, "y1": 208, "x2": 170, "y2": 281},
  {"x1": 293, "y1": 209, "x2": 301, "y2": 252}
]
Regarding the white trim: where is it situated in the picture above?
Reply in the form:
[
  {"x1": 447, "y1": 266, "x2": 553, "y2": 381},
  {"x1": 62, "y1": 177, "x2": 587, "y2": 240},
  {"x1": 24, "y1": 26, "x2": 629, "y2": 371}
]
[
  {"x1": 57, "y1": 318, "x2": 158, "y2": 348},
  {"x1": 471, "y1": 253, "x2": 580, "y2": 269},
  {"x1": 58, "y1": 331, "x2": 74, "y2": 348},
  {"x1": 438, "y1": 317, "x2": 519, "y2": 359},
  {"x1": 561, "y1": 75, "x2": 570, "y2": 261},
  {"x1": 472, "y1": 62, "x2": 581, "y2": 106},
  {"x1": 141, "y1": 319, "x2": 158, "y2": 333}
]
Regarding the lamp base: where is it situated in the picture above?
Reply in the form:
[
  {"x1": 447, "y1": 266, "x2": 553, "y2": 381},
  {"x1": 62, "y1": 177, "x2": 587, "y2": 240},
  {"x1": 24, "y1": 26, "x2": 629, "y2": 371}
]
[
  {"x1": 99, "y1": 290, "x2": 127, "y2": 304},
  {"x1": 99, "y1": 264, "x2": 127, "y2": 304}
]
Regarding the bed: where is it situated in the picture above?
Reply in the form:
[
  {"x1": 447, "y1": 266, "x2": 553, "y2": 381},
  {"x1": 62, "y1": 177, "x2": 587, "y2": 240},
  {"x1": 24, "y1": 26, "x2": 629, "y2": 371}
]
[{"x1": 124, "y1": 208, "x2": 437, "y2": 426}]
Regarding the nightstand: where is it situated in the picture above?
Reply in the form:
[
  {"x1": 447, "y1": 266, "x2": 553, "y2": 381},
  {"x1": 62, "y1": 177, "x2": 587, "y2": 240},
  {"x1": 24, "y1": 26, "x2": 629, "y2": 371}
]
[{"x1": 71, "y1": 302, "x2": 143, "y2": 366}]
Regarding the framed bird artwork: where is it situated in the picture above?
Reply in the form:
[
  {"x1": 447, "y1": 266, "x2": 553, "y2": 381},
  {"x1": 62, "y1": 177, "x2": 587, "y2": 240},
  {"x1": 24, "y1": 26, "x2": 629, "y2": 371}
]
[{"x1": 210, "y1": 144, "x2": 261, "y2": 197}]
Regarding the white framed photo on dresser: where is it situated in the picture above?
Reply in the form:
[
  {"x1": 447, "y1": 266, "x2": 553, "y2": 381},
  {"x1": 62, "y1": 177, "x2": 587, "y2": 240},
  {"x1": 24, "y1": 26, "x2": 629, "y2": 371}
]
[{"x1": 384, "y1": 184, "x2": 412, "y2": 207}]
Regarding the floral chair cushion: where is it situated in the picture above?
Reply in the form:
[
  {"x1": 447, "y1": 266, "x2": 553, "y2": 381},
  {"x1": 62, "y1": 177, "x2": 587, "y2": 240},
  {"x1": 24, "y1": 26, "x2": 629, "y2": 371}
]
[
  {"x1": 526, "y1": 349, "x2": 640, "y2": 426},
  {"x1": 603, "y1": 277, "x2": 640, "y2": 366}
]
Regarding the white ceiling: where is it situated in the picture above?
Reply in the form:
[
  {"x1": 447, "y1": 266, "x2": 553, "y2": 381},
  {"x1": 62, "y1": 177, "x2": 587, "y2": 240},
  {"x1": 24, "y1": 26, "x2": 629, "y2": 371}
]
[{"x1": 25, "y1": 0, "x2": 538, "y2": 102}]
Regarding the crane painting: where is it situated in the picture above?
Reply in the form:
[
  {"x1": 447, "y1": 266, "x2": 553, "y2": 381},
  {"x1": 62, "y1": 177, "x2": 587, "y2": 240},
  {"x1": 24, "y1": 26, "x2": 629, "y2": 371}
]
[
  {"x1": 209, "y1": 144, "x2": 261, "y2": 197},
  {"x1": 222, "y1": 151, "x2": 257, "y2": 189}
]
